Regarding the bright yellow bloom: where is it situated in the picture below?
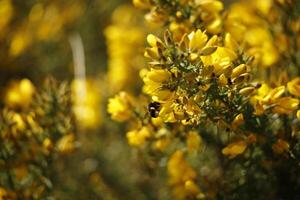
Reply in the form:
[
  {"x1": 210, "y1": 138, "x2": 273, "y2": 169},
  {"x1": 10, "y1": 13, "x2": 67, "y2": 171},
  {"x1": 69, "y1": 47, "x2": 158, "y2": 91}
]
[
  {"x1": 222, "y1": 140, "x2": 247, "y2": 159},
  {"x1": 224, "y1": 33, "x2": 238, "y2": 52},
  {"x1": 143, "y1": 69, "x2": 173, "y2": 102},
  {"x1": 197, "y1": 0, "x2": 223, "y2": 13},
  {"x1": 56, "y1": 133, "x2": 76, "y2": 154},
  {"x1": 4, "y1": 79, "x2": 35, "y2": 108},
  {"x1": 253, "y1": 83, "x2": 299, "y2": 115},
  {"x1": 72, "y1": 79, "x2": 102, "y2": 129},
  {"x1": 168, "y1": 150, "x2": 201, "y2": 199},
  {"x1": 11, "y1": 112, "x2": 26, "y2": 136},
  {"x1": 108, "y1": 92, "x2": 133, "y2": 122},
  {"x1": 201, "y1": 47, "x2": 237, "y2": 75},
  {"x1": 272, "y1": 97, "x2": 299, "y2": 114},
  {"x1": 126, "y1": 126, "x2": 151, "y2": 147},
  {"x1": 132, "y1": 0, "x2": 151, "y2": 9},
  {"x1": 105, "y1": 5, "x2": 145, "y2": 92},
  {"x1": 188, "y1": 29, "x2": 208, "y2": 51},
  {"x1": 187, "y1": 131, "x2": 201, "y2": 153},
  {"x1": 225, "y1": 2, "x2": 279, "y2": 68},
  {"x1": 231, "y1": 113, "x2": 244, "y2": 130},
  {"x1": 297, "y1": 110, "x2": 300, "y2": 119},
  {"x1": 287, "y1": 77, "x2": 300, "y2": 97}
]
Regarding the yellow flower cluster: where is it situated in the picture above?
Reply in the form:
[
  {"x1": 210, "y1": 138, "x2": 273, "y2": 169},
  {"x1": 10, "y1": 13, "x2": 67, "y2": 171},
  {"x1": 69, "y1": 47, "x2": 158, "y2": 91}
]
[
  {"x1": 4, "y1": 79, "x2": 35, "y2": 108},
  {"x1": 133, "y1": 0, "x2": 223, "y2": 39},
  {"x1": 143, "y1": 29, "x2": 255, "y2": 127},
  {"x1": 253, "y1": 82, "x2": 299, "y2": 115},
  {"x1": 105, "y1": 5, "x2": 146, "y2": 93},
  {"x1": 72, "y1": 79, "x2": 102, "y2": 129},
  {"x1": 4, "y1": 1, "x2": 84, "y2": 57},
  {"x1": 107, "y1": 91, "x2": 135, "y2": 122},
  {"x1": 0, "y1": 79, "x2": 76, "y2": 199},
  {"x1": 222, "y1": 140, "x2": 247, "y2": 159},
  {"x1": 224, "y1": 0, "x2": 279, "y2": 68},
  {"x1": 167, "y1": 150, "x2": 202, "y2": 200}
]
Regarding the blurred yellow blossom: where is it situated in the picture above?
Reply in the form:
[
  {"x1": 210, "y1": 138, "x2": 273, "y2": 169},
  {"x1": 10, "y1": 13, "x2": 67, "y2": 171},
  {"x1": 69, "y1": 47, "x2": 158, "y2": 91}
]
[
  {"x1": 222, "y1": 141, "x2": 247, "y2": 159},
  {"x1": 231, "y1": 113, "x2": 244, "y2": 130},
  {"x1": 56, "y1": 133, "x2": 76, "y2": 154},
  {"x1": 4, "y1": 79, "x2": 35, "y2": 108},
  {"x1": 187, "y1": 131, "x2": 201, "y2": 153},
  {"x1": 126, "y1": 126, "x2": 151, "y2": 147},
  {"x1": 105, "y1": 5, "x2": 146, "y2": 93},
  {"x1": 72, "y1": 79, "x2": 102, "y2": 129},
  {"x1": 287, "y1": 77, "x2": 300, "y2": 97},
  {"x1": 107, "y1": 91, "x2": 134, "y2": 122},
  {"x1": 168, "y1": 150, "x2": 201, "y2": 200}
]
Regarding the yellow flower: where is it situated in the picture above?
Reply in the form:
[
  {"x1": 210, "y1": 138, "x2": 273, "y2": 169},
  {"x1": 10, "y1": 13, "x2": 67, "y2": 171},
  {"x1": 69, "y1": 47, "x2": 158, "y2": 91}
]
[
  {"x1": 56, "y1": 133, "x2": 76, "y2": 154},
  {"x1": 187, "y1": 131, "x2": 201, "y2": 153},
  {"x1": 126, "y1": 126, "x2": 151, "y2": 147},
  {"x1": 272, "y1": 97, "x2": 299, "y2": 114},
  {"x1": 153, "y1": 137, "x2": 170, "y2": 151},
  {"x1": 11, "y1": 112, "x2": 26, "y2": 136},
  {"x1": 206, "y1": 16, "x2": 222, "y2": 34},
  {"x1": 71, "y1": 79, "x2": 101, "y2": 128},
  {"x1": 297, "y1": 110, "x2": 300, "y2": 119},
  {"x1": 159, "y1": 100, "x2": 177, "y2": 123},
  {"x1": 201, "y1": 47, "x2": 237, "y2": 75},
  {"x1": 132, "y1": 0, "x2": 151, "y2": 9},
  {"x1": 43, "y1": 138, "x2": 53, "y2": 155},
  {"x1": 287, "y1": 77, "x2": 300, "y2": 97},
  {"x1": 72, "y1": 79, "x2": 102, "y2": 128},
  {"x1": 105, "y1": 7, "x2": 145, "y2": 92},
  {"x1": 225, "y1": 2, "x2": 279, "y2": 68},
  {"x1": 167, "y1": 150, "x2": 201, "y2": 199},
  {"x1": 107, "y1": 92, "x2": 133, "y2": 122},
  {"x1": 222, "y1": 140, "x2": 247, "y2": 159},
  {"x1": 231, "y1": 113, "x2": 244, "y2": 130},
  {"x1": 184, "y1": 180, "x2": 201, "y2": 195},
  {"x1": 224, "y1": 33, "x2": 238, "y2": 52},
  {"x1": 0, "y1": 0, "x2": 13, "y2": 32},
  {"x1": 143, "y1": 69, "x2": 173, "y2": 102},
  {"x1": 188, "y1": 29, "x2": 208, "y2": 51},
  {"x1": 4, "y1": 79, "x2": 35, "y2": 108},
  {"x1": 198, "y1": 0, "x2": 223, "y2": 13},
  {"x1": 147, "y1": 33, "x2": 163, "y2": 48},
  {"x1": 9, "y1": 30, "x2": 32, "y2": 56},
  {"x1": 262, "y1": 85, "x2": 285, "y2": 103}
]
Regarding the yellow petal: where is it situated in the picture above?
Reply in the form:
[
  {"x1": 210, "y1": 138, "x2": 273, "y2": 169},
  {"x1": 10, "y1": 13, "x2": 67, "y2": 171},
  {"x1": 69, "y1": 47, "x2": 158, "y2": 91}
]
[
  {"x1": 147, "y1": 34, "x2": 162, "y2": 47},
  {"x1": 287, "y1": 77, "x2": 300, "y2": 97},
  {"x1": 222, "y1": 141, "x2": 247, "y2": 159},
  {"x1": 188, "y1": 29, "x2": 208, "y2": 51}
]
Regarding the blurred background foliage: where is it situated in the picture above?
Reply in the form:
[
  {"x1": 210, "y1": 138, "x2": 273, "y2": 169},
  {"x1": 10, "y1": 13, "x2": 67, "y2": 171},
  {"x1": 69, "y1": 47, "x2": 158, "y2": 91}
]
[{"x1": 0, "y1": 0, "x2": 167, "y2": 199}]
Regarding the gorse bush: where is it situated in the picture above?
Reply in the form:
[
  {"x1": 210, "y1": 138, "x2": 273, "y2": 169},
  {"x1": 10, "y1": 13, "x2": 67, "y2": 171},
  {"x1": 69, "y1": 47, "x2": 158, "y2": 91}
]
[{"x1": 108, "y1": 0, "x2": 300, "y2": 199}]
